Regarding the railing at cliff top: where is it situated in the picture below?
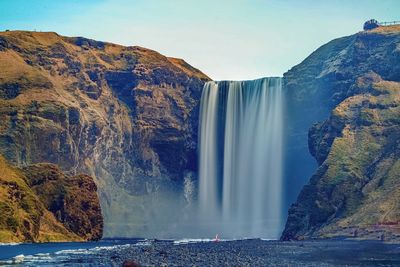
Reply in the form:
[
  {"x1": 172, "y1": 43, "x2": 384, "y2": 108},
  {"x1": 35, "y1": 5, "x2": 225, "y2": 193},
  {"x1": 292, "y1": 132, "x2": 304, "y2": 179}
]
[{"x1": 378, "y1": 21, "x2": 400, "y2": 26}]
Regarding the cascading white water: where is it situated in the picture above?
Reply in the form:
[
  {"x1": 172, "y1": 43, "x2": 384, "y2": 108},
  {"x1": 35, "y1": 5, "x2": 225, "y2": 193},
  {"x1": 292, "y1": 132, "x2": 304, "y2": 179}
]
[
  {"x1": 198, "y1": 82, "x2": 220, "y2": 219},
  {"x1": 198, "y1": 77, "x2": 283, "y2": 239}
]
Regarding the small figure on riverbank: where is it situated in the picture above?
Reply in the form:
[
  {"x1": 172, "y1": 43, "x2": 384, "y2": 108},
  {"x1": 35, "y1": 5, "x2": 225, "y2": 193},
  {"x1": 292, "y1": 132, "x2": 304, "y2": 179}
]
[{"x1": 213, "y1": 234, "x2": 220, "y2": 242}]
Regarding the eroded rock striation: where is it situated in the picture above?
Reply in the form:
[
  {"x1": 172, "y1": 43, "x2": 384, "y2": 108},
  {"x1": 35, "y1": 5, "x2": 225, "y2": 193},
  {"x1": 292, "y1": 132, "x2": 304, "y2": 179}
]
[
  {"x1": 282, "y1": 25, "x2": 400, "y2": 241},
  {"x1": 0, "y1": 30, "x2": 210, "y2": 237}
]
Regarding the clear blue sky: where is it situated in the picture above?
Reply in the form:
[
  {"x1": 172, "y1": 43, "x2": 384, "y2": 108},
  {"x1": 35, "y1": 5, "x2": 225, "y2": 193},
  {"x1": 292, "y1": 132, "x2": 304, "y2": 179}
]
[{"x1": 1, "y1": 0, "x2": 399, "y2": 80}]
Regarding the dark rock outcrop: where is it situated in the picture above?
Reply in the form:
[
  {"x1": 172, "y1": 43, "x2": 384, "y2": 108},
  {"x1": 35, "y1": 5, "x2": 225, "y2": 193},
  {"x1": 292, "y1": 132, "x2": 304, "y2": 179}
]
[
  {"x1": 282, "y1": 25, "x2": 400, "y2": 241},
  {"x1": 22, "y1": 163, "x2": 103, "y2": 241},
  {"x1": 0, "y1": 155, "x2": 102, "y2": 242}
]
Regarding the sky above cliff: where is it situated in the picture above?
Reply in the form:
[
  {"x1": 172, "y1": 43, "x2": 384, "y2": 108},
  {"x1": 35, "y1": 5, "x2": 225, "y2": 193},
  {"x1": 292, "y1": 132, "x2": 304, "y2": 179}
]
[{"x1": 1, "y1": 0, "x2": 399, "y2": 80}]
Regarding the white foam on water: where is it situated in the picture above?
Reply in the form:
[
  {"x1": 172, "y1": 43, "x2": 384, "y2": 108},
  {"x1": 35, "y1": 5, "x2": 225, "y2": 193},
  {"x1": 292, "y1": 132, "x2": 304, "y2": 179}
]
[
  {"x1": 173, "y1": 238, "x2": 234, "y2": 245},
  {"x1": 23, "y1": 253, "x2": 53, "y2": 262},
  {"x1": 173, "y1": 237, "x2": 271, "y2": 245},
  {"x1": 54, "y1": 243, "x2": 134, "y2": 255},
  {"x1": 0, "y1": 242, "x2": 21, "y2": 246},
  {"x1": 54, "y1": 248, "x2": 91, "y2": 255},
  {"x1": 13, "y1": 254, "x2": 25, "y2": 263},
  {"x1": 4, "y1": 243, "x2": 147, "y2": 265},
  {"x1": 134, "y1": 240, "x2": 152, "y2": 246}
]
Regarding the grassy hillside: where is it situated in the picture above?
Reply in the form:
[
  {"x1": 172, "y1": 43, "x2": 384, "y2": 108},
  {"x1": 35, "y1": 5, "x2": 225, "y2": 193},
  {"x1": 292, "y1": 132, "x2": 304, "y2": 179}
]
[
  {"x1": 282, "y1": 25, "x2": 400, "y2": 241},
  {"x1": 0, "y1": 30, "x2": 210, "y2": 237}
]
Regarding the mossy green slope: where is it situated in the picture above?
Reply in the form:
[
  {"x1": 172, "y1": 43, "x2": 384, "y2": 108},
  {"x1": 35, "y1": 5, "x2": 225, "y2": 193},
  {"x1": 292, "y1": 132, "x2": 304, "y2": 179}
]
[{"x1": 282, "y1": 25, "x2": 400, "y2": 241}]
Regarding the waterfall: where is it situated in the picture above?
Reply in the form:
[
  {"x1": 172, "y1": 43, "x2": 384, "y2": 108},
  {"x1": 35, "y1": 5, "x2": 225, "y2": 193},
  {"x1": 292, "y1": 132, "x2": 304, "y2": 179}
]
[{"x1": 198, "y1": 77, "x2": 283, "y2": 239}]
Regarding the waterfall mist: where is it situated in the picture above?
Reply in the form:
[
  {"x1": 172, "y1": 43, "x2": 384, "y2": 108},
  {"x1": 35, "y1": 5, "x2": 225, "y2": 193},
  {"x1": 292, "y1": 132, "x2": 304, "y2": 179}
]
[{"x1": 198, "y1": 77, "x2": 284, "y2": 239}]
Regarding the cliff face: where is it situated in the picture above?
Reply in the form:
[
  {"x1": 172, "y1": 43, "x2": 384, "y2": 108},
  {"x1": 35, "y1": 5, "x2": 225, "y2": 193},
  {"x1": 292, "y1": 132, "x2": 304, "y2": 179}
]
[
  {"x1": 282, "y1": 25, "x2": 400, "y2": 241},
  {"x1": 0, "y1": 155, "x2": 102, "y2": 242},
  {"x1": 3, "y1": 25, "x2": 398, "y2": 241},
  {"x1": 0, "y1": 31, "x2": 210, "y2": 237}
]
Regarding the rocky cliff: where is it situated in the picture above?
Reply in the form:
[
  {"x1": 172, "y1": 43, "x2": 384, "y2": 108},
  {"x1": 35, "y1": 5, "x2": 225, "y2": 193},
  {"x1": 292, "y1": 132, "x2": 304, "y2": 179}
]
[
  {"x1": 0, "y1": 155, "x2": 102, "y2": 242},
  {"x1": 3, "y1": 25, "x2": 398, "y2": 241},
  {"x1": 282, "y1": 25, "x2": 400, "y2": 241},
  {"x1": 0, "y1": 30, "x2": 210, "y2": 237}
]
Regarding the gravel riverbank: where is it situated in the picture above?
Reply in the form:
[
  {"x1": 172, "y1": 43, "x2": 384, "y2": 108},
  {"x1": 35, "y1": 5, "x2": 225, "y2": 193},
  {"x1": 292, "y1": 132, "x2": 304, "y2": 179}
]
[
  {"x1": 2, "y1": 239, "x2": 400, "y2": 266},
  {"x1": 107, "y1": 239, "x2": 400, "y2": 266}
]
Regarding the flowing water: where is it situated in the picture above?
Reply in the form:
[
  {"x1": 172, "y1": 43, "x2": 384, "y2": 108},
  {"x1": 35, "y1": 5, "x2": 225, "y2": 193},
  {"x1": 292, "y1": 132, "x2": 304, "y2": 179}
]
[{"x1": 198, "y1": 77, "x2": 284, "y2": 238}]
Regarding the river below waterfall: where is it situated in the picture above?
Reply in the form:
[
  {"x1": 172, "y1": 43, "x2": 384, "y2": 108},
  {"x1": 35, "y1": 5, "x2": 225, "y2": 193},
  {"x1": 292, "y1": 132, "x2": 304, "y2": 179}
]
[{"x1": 1, "y1": 239, "x2": 399, "y2": 266}]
